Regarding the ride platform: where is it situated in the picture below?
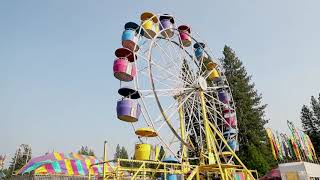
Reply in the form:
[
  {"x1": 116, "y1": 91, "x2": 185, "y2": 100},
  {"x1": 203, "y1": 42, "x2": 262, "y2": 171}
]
[{"x1": 89, "y1": 158, "x2": 258, "y2": 180}]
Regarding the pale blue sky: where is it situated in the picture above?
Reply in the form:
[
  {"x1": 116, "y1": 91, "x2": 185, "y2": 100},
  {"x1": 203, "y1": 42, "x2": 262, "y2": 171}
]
[{"x1": 1, "y1": 0, "x2": 320, "y2": 164}]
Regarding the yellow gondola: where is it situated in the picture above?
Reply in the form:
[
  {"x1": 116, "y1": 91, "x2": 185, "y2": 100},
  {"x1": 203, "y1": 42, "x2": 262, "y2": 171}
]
[
  {"x1": 134, "y1": 143, "x2": 151, "y2": 160},
  {"x1": 207, "y1": 68, "x2": 220, "y2": 81},
  {"x1": 141, "y1": 12, "x2": 159, "y2": 39},
  {"x1": 135, "y1": 127, "x2": 158, "y2": 137}
]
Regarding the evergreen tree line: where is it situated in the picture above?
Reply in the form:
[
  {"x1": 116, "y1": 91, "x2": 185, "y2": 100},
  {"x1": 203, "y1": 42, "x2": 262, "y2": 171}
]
[
  {"x1": 300, "y1": 93, "x2": 320, "y2": 157},
  {"x1": 221, "y1": 46, "x2": 276, "y2": 175},
  {"x1": 77, "y1": 145, "x2": 95, "y2": 156},
  {"x1": 113, "y1": 144, "x2": 129, "y2": 160},
  {"x1": 113, "y1": 144, "x2": 130, "y2": 166}
]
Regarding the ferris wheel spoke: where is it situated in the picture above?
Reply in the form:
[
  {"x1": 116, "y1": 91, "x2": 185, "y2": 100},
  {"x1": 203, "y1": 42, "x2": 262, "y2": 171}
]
[
  {"x1": 155, "y1": 91, "x2": 195, "y2": 140},
  {"x1": 153, "y1": 40, "x2": 182, "y2": 74},
  {"x1": 148, "y1": 63, "x2": 190, "y2": 86},
  {"x1": 139, "y1": 65, "x2": 193, "y2": 91},
  {"x1": 162, "y1": 36, "x2": 197, "y2": 85},
  {"x1": 206, "y1": 86, "x2": 230, "y2": 90},
  {"x1": 140, "y1": 54, "x2": 191, "y2": 86},
  {"x1": 140, "y1": 88, "x2": 193, "y2": 97},
  {"x1": 183, "y1": 94, "x2": 207, "y2": 145},
  {"x1": 157, "y1": 34, "x2": 199, "y2": 85},
  {"x1": 196, "y1": 57, "x2": 209, "y2": 79},
  {"x1": 183, "y1": 94, "x2": 198, "y2": 133},
  {"x1": 156, "y1": 121, "x2": 168, "y2": 132},
  {"x1": 137, "y1": 95, "x2": 182, "y2": 161},
  {"x1": 168, "y1": 133, "x2": 179, "y2": 146},
  {"x1": 193, "y1": 93, "x2": 226, "y2": 128},
  {"x1": 138, "y1": 99, "x2": 154, "y2": 127},
  {"x1": 153, "y1": 100, "x2": 179, "y2": 125},
  {"x1": 203, "y1": 91, "x2": 230, "y2": 108},
  {"x1": 203, "y1": 93, "x2": 237, "y2": 131},
  {"x1": 202, "y1": 69, "x2": 213, "y2": 80},
  {"x1": 203, "y1": 91, "x2": 236, "y2": 111},
  {"x1": 202, "y1": 95, "x2": 224, "y2": 119},
  {"x1": 205, "y1": 103, "x2": 224, "y2": 134},
  {"x1": 140, "y1": 88, "x2": 194, "y2": 93},
  {"x1": 191, "y1": 99, "x2": 208, "y2": 137},
  {"x1": 139, "y1": 70, "x2": 173, "y2": 89},
  {"x1": 137, "y1": 65, "x2": 149, "y2": 73},
  {"x1": 157, "y1": 36, "x2": 195, "y2": 61},
  {"x1": 136, "y1": 40, "x2": 196, "y2": 87},
  {"x1": 161, "y1": 91, "x2": 195, "y2": 124},
  {"x1": 152, "y1": 89, "x2": 194, "y2": 129}
]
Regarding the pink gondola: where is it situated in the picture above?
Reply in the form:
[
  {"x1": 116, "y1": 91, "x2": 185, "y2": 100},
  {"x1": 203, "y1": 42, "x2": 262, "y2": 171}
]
[
  {"x1": 178, "y1": 25, "x2": 191, "y2": 47},
  {"x1": 113, "y1": 58, "x2": 136, "y2": 82},
  {"x1": 223, "y1": 109, "x2": 237, "y2": 128}
]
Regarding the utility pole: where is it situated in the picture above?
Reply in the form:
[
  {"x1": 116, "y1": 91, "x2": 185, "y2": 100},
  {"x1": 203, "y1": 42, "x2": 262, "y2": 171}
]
[{"x1": 103, "y1": 141, "x2": 108, "y2": 180}]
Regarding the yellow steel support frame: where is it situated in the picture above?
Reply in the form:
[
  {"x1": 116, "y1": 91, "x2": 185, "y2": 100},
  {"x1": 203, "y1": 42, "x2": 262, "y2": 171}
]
[
  {"x1": 178, "y1": 97, "x2": 188, "y2": 164},
  {"x1": 132, "y1": 162, "x2": 146, "y2": 179},
  {"x1": 186, "y1": 166, "x2": 200, "y2": 180},
  {"x1": 199, "y1": 91, "x2": 214, "y2": 164},
  {"x1": 199, "y1": 90, "x2": 225, "y2": 179},
  {"x1": 207, "y1": 121, "x2": 256, "y2": 179},
  {"x1": 88, "y1": 158, "x2": 257, "y2": 180}
]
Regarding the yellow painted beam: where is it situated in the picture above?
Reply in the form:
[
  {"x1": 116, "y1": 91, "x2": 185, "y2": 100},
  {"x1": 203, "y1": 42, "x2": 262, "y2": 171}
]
[
  {"x1": 179, "y1": 97, "x2": 188, "y2": 163},
  {"x1": 187, "y1": 167, "x2": 199, "y2": 180},
  {"x1": 131, "y1": 162, "x2": 145, "y2": 180},
  {"x1": 199, "y1": 91, "x2": 225, "y2": 180},
  {"x1": 207, "y1": 121, "x2": 256, "y2": 179},
  {"x1": 199, "y1": 91, "x2": 215, "y2": 164}
]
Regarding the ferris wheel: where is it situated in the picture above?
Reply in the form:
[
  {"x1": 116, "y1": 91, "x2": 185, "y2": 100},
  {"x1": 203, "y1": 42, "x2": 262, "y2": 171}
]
[{"x1": 113, "y1": 12, "x2": 239, "y2": 166}]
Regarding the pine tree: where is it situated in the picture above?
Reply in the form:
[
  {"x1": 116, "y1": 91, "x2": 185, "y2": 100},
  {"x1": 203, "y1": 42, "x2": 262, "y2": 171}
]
[
  {"x1": 301, "y1": 105, "x2": 316, "y2": 134},
  {"x1": 301, "y1": 94, "x2": 320, "y2": 156},
  {"x1": 114, "y1": 144, "x2": 121, "y2": 159},
  {"x1": 221, "y1": 45, "x2": 275, "y2": 175},
  {"x1": 310, "y1": 95, "x2": 320, "y2": 128},
  {"x1": 120, "y1": 147, "x2": 129, "y2": 160},
  {"x1": 78, "y1": 146, "x2": 95, "y2": 156},
  {"x1": 114, "y1": 145, "x2": 129, "y2": 166}
]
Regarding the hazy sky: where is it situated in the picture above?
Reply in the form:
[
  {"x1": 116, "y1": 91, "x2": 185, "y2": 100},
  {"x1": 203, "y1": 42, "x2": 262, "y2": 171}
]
[{"x1": 1, "y1": 0, "x2": 320, "y2": 165}]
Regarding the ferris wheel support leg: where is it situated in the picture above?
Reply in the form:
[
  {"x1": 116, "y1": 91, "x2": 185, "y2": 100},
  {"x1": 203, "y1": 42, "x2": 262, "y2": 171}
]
[
  {"x1": 199, "y1": 91, "x2": 214, "y2": 163},
  {"x1": 178, "y1": 97, "x2": 188, "y2": 163},
  {"x1": 199, "y1": 91, "x2": 225, "y2": 180},
  {"x1": 207, "y1": 121, "x2": 256, "y2": 180}
]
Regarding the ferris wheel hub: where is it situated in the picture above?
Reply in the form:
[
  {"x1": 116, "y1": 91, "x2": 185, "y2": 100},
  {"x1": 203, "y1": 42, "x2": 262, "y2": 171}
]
[{"x1": 197, "y1": 76, "x2": 208, "y2": 91}]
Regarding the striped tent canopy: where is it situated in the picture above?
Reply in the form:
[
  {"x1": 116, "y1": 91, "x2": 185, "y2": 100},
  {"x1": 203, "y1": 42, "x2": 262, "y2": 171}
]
[{"x1": 18, "y1": 152, "x2": 113, "y2": 176}]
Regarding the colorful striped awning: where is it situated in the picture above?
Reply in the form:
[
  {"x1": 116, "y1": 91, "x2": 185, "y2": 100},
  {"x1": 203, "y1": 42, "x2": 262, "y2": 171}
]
[{"x1": 18, "y1": 152, "x2": 112, "y2": 176}]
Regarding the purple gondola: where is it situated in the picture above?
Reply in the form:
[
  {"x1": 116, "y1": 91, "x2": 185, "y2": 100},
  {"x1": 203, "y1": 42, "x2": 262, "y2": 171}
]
[
  {"x1": 218, "y1": 90, "x2": 230, "y2": 104},
  {"x1": 159, "y1": 14, "x2": 175, "y2": 38},
  {"x1": 117, "y1": 99, "x2": 141, "y2": 122}
]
